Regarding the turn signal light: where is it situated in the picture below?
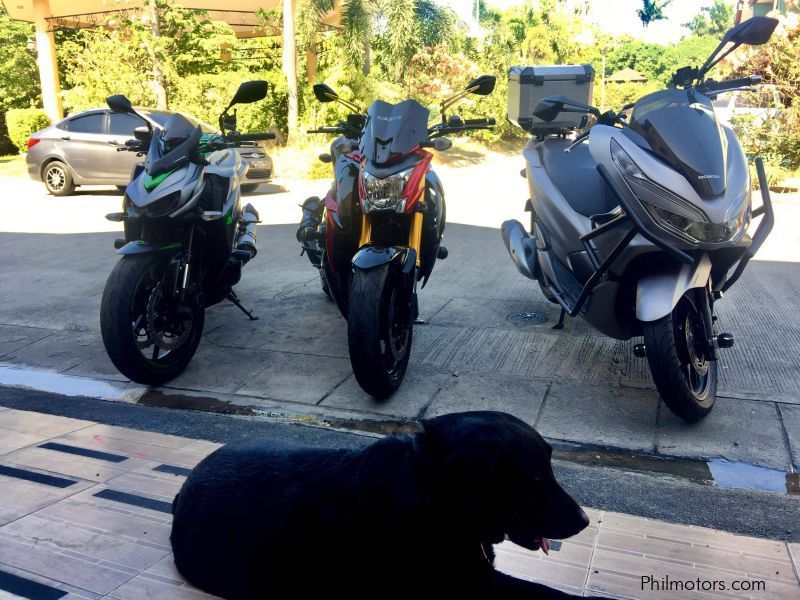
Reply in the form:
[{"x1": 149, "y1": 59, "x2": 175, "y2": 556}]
[{"x1": 27, "y1": 138, "x2": 41, "y2": 150}]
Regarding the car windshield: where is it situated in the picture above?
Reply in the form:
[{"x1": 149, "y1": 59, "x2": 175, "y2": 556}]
[{"x1": 142, "y1": 110, "x2": 216, "y2": 134}]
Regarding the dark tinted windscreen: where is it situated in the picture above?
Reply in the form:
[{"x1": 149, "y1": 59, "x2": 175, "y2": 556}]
[
  {"x1": 144, "y1": 110, "x2": 215, "y2": 134},
  {"x1": 631, "y1": 89, "x2": 726, "y2": 197},
  {"x1": 360, "y1": 99, "x2": 429, "y2": 164}
]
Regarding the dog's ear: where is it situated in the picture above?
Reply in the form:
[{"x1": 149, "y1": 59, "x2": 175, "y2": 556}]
[{"x1": 420, "y1": 419, "x2": 508, "y2": 521}]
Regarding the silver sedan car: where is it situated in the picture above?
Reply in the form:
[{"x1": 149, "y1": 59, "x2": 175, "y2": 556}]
[{"x1": 26, "y1": 108, "x2": 274, "y2": 196}]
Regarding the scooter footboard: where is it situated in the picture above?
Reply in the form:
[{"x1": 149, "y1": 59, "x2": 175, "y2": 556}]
[{"x1": 636, "y1": 254, "x2": 711, "y2": 322}]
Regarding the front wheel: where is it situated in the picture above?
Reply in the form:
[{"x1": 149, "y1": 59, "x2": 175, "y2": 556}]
[
  {"x1": 100, "y1": 253, "x2": 204, "y2": 385},
  {"x1": 642, "y1": 295, "x2": 717, "y2": 422},
  {"x1": 347, "y1": 265, "x2": 412, "y2": 399}
]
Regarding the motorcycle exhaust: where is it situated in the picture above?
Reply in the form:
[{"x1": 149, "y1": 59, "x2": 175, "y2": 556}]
[
  {"x1": 235, "y1": 203, "x2": 259, "y2": 263},
  {"x1": 501, "y1": 219, "x2": 538, "y2": 280},
  {"x1": 296, "y1": 196, "x2": 324, "y2": 243}
]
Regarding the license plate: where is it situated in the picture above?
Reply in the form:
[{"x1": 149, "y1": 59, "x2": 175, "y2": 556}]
[{"x1": 249, "y1": 161, "x2": 268, "y2": 170}]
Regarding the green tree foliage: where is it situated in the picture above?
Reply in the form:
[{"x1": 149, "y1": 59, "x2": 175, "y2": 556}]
[
  {"x1": 5, "y1": 108, "x2": 50, "y2": 152},
  {"x1": 0, "y1": 8, "x2": 40, "y2": 115},
  {"x1": 684, "y1": 0, "x2": 733, "y2": 38},
  {"x1": 60, "y1": 1, "x2": 237, "y2": 112},
  {"x1": 731, "y1": 17, "x2": 800, "y2": 170}
]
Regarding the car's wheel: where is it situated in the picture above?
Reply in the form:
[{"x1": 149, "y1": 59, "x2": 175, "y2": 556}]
[
  {"x1": 241, "y1": 184, "x2": 259, "y2": 194},
  {"x1": 642, "y1": 294, "x2": 717, "y2": 422},
  {"x1": 100, "y1": 253, "x2": 204, "y2": 385},
  {"x1": 347, "y1": 264, "x2": 412, "y2": 399},
  {"x1": 43, "y1": 161, "x2": 75, "y2": 196}
]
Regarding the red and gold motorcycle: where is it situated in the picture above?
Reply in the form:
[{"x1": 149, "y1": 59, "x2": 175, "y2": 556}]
[{"x1": 298, "y1": 76, "x2": 495, "y2": 398}]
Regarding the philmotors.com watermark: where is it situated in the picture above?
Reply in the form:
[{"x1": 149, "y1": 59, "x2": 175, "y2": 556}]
[{"x1": 641, "y1": 575, "x2": 766, "y2": 593}]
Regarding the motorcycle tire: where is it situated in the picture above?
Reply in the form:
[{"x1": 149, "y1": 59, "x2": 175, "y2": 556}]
[
  {"x1": 101, "y1": 253, "x2": 204, "y2": 386},
  {"x1": 347, "y1": 264, "x2": 412, "y2": 399},
  {"x1": 642, "y1": 295, "x2": 717, "y2": 422},
  {"x1": 320, "y1": 271, "x2": 333, "y2": 301}
]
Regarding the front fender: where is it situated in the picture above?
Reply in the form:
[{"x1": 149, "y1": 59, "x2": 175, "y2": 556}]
[
  {"x1": 352, "y1": 246, "x2": 416, "y2": 274},
  {"x1": 636, "y1": 254, "x2": 711, "y2": 322},
  {"x1": 117, "y1": 240, "x2": 182, "y2": 256}
]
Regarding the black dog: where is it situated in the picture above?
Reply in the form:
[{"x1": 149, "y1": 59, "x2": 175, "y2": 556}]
[{"x1": 171, "y1": 411, "x2": 594, "y2": 599}]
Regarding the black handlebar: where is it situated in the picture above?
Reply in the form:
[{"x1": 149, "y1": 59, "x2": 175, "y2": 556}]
[
  {"x1": 307, "y1": 127, "x2": 343, "y2": 135},
  {"x1": 462, "y1": 118, "x2": 496, "y2": 126},
  {"x1": 224, "y1": 132, "x2": 276, "y2": 142},
  {"x1": 698, "y1": 75, "x2": 761, "y2": 95}
]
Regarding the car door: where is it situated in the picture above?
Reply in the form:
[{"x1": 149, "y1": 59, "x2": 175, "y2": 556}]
[
  {"x1": 107, "y1": 112, "x2": 149, "y2": 182},
  {"x1": 61, "y1": 111, "x2": 113, "y2": 181}
]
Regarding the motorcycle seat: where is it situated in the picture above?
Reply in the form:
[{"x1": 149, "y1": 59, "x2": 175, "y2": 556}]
[{"x1": 540, "y1": 139, "x2": 619, "y2": 220}]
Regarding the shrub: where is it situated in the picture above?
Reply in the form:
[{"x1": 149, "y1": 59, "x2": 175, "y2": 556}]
[{"x1": 5, "y1": 108, "x2": 50, "y2": 152}]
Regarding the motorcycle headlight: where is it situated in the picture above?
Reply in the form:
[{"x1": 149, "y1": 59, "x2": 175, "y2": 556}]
[
  {"x1": 361, "y1": 167, "x2": 414, "y2": 213},
  {"x1": 610, "y1": 140, "x2": 749, "y2": 244},
  {"x1": 135, "y1": 190, "x2": 181, "y2": 218}
]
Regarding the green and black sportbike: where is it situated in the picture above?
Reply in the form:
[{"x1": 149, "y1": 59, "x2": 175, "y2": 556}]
[{"x1": 101, "y1": 81, "x2": 274, "y2": 385}]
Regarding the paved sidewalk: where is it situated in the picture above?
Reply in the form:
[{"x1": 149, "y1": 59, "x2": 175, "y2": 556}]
[{"x1": 0, "y1": 407, "x2": 797, "y2": 599}]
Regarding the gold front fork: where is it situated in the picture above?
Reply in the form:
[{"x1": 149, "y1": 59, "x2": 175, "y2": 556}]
[
  {"x1": 408, "y1": 212, "x2": 423, "y2": 267},
  {"x1": 358, "y1": 214, "x2": 372, "y2": 248}
]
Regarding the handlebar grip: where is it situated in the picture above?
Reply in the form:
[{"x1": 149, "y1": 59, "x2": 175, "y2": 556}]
[
  {"x1": 307, "y1": 127, "x2": 341, "y2": 134},
  {"x1": 463, "y1": 118, "x2": 496, "y2": 126},
  {"x1": 700, "y1": 75, "x2": 761, "y2": 94},
  {"x1": 225, "y1": 132, "x2": 276, "y2": 142}
]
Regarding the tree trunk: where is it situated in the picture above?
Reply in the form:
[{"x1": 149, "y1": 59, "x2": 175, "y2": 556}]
[
  {"x1": 147, "y1": 0, "x2": 168, "y2": 109},
  {"x1": 283, "y1": 0, "x2": 299, "y2": 140},
  {"x1": 362, "y1": 32, "x2": 371, "y2": 76}
]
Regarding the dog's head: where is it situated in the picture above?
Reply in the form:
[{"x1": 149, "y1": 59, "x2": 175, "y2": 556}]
[{"x1": 419, "y1": 411, "x2": 589, "y2": 551}]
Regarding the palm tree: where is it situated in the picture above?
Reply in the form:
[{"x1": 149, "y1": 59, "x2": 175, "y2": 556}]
[
  {"x1": 283, "y1": 0, "x2": 299, "y2": 138},
  {"x1": 637, "y1": 0, "x2": 672, "y2": 27}
]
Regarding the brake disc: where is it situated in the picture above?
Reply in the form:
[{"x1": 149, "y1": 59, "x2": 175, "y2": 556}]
[{"x1": 145, "y1": 283, "x2": 192, "y2": 350}]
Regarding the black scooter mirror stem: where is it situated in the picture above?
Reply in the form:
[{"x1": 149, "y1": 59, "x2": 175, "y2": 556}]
[{"x1": 105, "y1": 94, "x2": 153, "y2": 132}]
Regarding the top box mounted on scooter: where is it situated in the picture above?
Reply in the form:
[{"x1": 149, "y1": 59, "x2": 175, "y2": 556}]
[{"x1": 508, "y1": 64, "x2": 595, "y2": 134}]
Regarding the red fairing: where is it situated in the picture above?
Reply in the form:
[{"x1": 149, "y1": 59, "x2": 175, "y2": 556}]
[
  {"x1": 402, "y1": 149, "x2": 432, "y2": 214},
  {"x1": 324, "y1": 188, "x2": 338, "y2": 213}
]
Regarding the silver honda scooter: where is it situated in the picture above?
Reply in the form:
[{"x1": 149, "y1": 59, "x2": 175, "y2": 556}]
[{"x1": 501, "y1": 16, "x2": 778, "y2": 422}]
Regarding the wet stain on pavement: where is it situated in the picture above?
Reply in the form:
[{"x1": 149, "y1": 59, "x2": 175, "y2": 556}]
[{"x1": 138, "y1": 390, "x2": 256, "y2": 416}]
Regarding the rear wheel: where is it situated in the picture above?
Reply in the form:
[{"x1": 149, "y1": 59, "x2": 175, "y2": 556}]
[
  {"x1": 642, "y1": 294, "x2": 717, "y2": 422},
  {"x1": 43, "y1": 161, "x2": 75, "y2": 196},
  {"x1": 100, "y1": 253, "x2": 204, "y2": 385},
  {"x1": 347, "y1": 265, "x2": 412, "y2": 399}
]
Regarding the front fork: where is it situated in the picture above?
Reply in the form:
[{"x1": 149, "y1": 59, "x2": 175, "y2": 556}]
[{"x1": 358, "y1": 211, "x2": 424, "y2": 268}]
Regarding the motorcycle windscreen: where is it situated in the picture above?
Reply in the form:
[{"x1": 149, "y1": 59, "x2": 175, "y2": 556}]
[
  {"x1": 360, "y1": 99, "x2": 430, "y2": 165},
  {"x1": 630, "y1": 88, "x2": 727, "y2": 198}
]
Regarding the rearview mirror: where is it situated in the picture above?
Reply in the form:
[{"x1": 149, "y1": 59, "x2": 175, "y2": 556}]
[
  {"x1": 230, "y1": 80, "x2": 269, "y2": 107},
  {"x1": 533, "y1": 96, "x2": 565, "y2": 122},
  {"x1": 467, "y1": 75, "x2": 496, "y2": 96},
  {"x1": 433, "y1": 137, "x2": 452, "y2": 152},
  {"x1": 313, "y1": 83, "x2": 338, "y2": 103},
  {"x1": 107, "y1": 94, "x2": 133, "y2": 114},
  {"x1": 721, "y1": 16, "x2": 778, "y2": 47}
]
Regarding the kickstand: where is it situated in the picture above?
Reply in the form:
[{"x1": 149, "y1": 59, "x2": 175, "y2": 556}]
[
  {"x1": 414, "y1": 318, "x2": 428, "y2": 325},
  {"x1": 227, "y1": 291, "x2": 258, "y2": 321},
  {"x1": 552, "y1": 308, "x2": 567, "y2": 330}
]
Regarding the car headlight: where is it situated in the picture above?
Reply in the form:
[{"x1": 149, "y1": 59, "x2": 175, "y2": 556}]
[
  {"x1": 610, "y1": 139, "x2": 749, "y2": 244},
  {"x1": 361, "y1": 167, "x2": 414, "y2": 213}
]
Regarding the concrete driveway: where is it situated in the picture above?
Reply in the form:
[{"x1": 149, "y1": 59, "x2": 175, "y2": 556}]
[{"x1": 1, "y1": 151, "x2": 799, "y2": 475}]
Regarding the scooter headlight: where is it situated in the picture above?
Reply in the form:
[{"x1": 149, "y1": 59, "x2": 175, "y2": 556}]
[
  {"x1": 610, "y1": 140, "x2": 750, "y2": 244},
  {"x1": 361, "y1": 167, "x2": 414, "y2": 213}
]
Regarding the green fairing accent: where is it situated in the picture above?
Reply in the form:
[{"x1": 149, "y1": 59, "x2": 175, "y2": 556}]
[
  {"x1": 160, "y1": 242, "x2": 182, "y2": 250},
  {"x1": 144, "y1": 169, "x2": 175, "y2": 191}
]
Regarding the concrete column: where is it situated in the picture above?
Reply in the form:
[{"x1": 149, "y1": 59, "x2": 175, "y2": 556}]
[{"x1": 32, "y1": 0, "x2": 63, "y2": 122}]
